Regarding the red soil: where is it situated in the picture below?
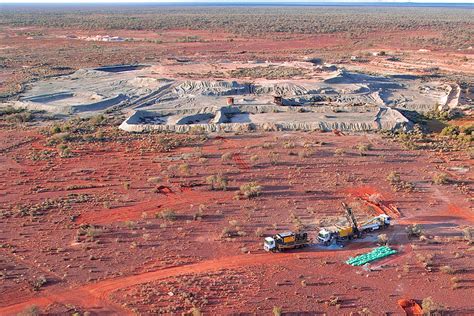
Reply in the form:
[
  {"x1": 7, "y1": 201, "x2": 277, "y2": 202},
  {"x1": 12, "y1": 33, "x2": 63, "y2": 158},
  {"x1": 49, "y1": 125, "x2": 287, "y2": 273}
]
[
  {"x1": 398, "y1": 298, "x2": 423, "y2": 316},
  {"x1": 1, "y1": 127, "x2": 472, "y2": 315}
]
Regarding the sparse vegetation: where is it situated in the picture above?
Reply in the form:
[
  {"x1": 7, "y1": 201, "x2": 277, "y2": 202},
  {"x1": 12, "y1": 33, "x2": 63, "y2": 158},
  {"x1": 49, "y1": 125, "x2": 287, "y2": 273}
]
[
  {"x1": 327, "y1": 296, "x2": 341, "y2": 306},
  {"x1": 190, "y1": 307, "x2": 202, "y2": 316},
  {"x1": 272, "y1": 306, "x2": 282, "y2": 316},
  {"x1": 387, "y1": 171, "x2": 401, "y2": 184},
  {"x1": 462, "y1": 227, "x2": 473, "y2": 244},
  {"x1": 250, "y1": 155, "x2": 259, "y2": 164},
  {"x1": 58, "y1": 144, "x2": 73, "y2": 158},
  {"x1": 406, "y1": 224, "x2": 423, "y2": 238},
  {"x1": 377, "y1": 233, "x2": 388, "y2": 245},
  {"x1": 221, "y1": 152, "x2": 233, "y2": 162},
  {"x1": 356, "y1": 143, "x2": 373, "y2": 155},
  {"x1": 1, "y1": 107, "x2": 34, "y2": 123},
  {"x1": 221, "y1": 226, "x2": 238, "y2": 238},
  {"x1": 206, "y1": 174, "x2": 228, "y2": 191},
  {"x1": 231, "y1": 66, "x2": 307, "y2": 80},
  {"x1": 298, "y1": 149, "x2": 313, "y2": 159},
  {"x1": 421, "y1": 297, "x2": 445, "y2": 315},
  {"x1": 17, "y1": 305, "x2": 40, "y2": 316},
  {"x1": 440, "y1": 265, "x2": 455, "y2": 274},
  {"x1": 387, "y1": 171, "x2": 415, "y2": 192},
  {"x1": 432, "y1": 173, "x2": 449, "y2": 185},
  {"x1": 178, "y1": 163, "x2": 190, "y2": 176},
  {"x1": 334, "y1": 148, "x2": 345, "y2": 156},
  {"x1": 30, "y1": 276, "x2": 47, "y2": 291},
  {"x1": 0, "y1": 5, "x2": 473, "y2": 312},
  {"x1": 157, "y1": 209, "x2": 177, "y2": 221},
  {"x1": 239, "y1": 182, "x2": 262, "y2": 199}
]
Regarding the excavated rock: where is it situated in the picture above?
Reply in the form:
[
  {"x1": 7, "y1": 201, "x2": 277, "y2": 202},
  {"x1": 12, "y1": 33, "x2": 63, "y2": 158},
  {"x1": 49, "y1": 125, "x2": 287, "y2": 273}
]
[{"x1": 119, "y1": 106, "x2": 411, "y2": 133}]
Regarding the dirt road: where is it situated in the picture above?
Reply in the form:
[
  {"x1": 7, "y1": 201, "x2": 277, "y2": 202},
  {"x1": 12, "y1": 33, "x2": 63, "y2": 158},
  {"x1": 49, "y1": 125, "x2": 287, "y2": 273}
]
[{"x1": 1, "y1": 248, "x2": 362, "y2": 315}]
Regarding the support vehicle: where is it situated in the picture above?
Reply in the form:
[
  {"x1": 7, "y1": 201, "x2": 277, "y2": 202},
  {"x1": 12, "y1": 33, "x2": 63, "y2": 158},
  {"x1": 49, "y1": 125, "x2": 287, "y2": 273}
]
[
  {"x1": 264, "y1": 231, "x2": 310, "y2": 252},
  {"x1": 318, "y1": 203, "x2": 391, "y2": 246}
]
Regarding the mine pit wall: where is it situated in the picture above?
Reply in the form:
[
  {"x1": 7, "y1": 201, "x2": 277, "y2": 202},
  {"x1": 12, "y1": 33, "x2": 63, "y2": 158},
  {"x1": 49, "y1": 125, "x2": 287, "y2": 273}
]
[
  {"x1": 13, "y1": 94, "x2": 129, "y2": 115},
  {"x1": 70, "y1": 94, "x2": 129, "y2": 113},
  {"x1": 120, "y1": 107, "x2": 411, "y2": 133},
  {"x1": 11, "y1": 100, "x2": 67, "y2": 114},
  {"x1": 175, "y1": 113, "x2": 215, "y2": 125},
  {"x1": 21, "y1": 92, "x2": 74, "y2": 103},
  {"x1": 438, "y1": 84, "x2": 461, "y2": 113}
]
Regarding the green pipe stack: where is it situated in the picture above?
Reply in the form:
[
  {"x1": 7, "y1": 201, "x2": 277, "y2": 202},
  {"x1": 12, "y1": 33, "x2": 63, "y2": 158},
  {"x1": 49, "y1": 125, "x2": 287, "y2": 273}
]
[{"x1": 346, "y1": 246, "x2": 397, "y2": 266}]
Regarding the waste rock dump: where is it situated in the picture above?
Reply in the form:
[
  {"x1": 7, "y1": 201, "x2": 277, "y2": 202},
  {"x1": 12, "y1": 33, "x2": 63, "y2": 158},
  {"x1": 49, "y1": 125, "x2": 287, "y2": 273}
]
[{"x1": 11, "y1": 61, "x2": 462, "y2": 132}]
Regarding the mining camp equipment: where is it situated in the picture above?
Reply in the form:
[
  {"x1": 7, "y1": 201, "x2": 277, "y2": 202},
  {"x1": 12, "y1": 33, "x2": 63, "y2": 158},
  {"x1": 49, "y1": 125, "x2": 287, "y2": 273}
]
[
  {"x1": 264, "y1": 231, "x2": 310, "y2": 252},
  {"x1": 318, "y1": 203, "x2": 391, "y2": 246}
]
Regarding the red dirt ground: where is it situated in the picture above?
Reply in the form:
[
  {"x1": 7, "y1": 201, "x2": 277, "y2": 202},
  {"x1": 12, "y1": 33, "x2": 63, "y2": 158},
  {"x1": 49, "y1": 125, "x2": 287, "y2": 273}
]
[
  {"x1": 1, "y1": 123, "x2": 472, "y2": 315},
  {"x1": 1, "y1": 26, "x2": 472, "y2": 97}
]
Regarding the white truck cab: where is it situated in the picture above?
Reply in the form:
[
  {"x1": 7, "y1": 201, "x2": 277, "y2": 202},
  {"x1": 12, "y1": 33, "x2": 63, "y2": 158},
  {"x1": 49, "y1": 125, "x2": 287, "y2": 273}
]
[
  {"x1": 317, "y1": 228, "x2": 332, "y2": 244},
  {"x1": 264, "y1": 237, "x2": 276, "y2": 252},
  {"x1": 380, "y1": 214, "x2": 391, "y2": 225}
]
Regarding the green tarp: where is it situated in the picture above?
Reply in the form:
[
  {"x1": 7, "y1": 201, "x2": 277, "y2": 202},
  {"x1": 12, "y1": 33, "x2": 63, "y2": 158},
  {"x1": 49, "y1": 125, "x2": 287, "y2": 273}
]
[{"x1": 346, "y1": 246, "x2": 397, "y2": 266}]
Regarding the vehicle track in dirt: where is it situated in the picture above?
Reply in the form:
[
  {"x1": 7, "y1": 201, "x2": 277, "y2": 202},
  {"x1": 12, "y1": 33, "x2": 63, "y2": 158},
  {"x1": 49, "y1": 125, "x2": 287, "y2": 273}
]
[{"x1": 0, "y1": 248, "x2": 365, "y2": 315}]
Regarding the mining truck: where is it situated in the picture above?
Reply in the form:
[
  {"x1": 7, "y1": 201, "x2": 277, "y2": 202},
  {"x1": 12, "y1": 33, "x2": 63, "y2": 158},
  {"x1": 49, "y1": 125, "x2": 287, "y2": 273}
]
[
  {"x1": 318, "y1": 203, "x2": 391, "y2": 246},
  {"x1": 264, "y1": 231, "x2": 310, "y2": 252}
]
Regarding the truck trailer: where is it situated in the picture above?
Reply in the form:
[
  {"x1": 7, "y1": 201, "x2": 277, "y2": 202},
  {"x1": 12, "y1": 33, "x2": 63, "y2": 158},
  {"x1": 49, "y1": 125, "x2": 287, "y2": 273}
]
[{"x1": 264, "y1": 231, "x2": 310, "y2": 252}]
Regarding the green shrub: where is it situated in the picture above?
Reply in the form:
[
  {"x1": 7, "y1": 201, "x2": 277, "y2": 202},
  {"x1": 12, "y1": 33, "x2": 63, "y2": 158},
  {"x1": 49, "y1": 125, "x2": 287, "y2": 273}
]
[
  {"x1": 17, "y1": 305, "x2": 40, "y2": 316},
  {"x1": 433, "y1": 173, "x2": 449, "y2": 185},
  {"x1": 406, "y1": 224, "x2": 423, "y2": 238},
  {"x1": 356, "y1": 143, "x2": 373, "y2": 155},
  {"x1": 31, "y1": 276, "x2": 47, "y2": 291},
  {"x1": 272, "y1": 306, "x2": 282, "y2": 316},
  {"x1": 178, "y1": 163, "x2": 190, "y2": 175},
  {"x1": 462, "y1": 227, "x2": 473, "y2": 243},
  {"x1": 387, "y1": 171, "x2": 401, "y2": 184},
  {"x1": 440, "y1": 265, "x2": 455, "y2": 274},
  {"x1": 334, "y1": 148, "x2": 345, "y2": 156},
  {"x1": 221, "y1": 152, "x2": 233, "y2": 162},
  {"x1": 6, "y1": 111, "x2": 33, "y2": 123},
  {"x1": 206, "y1": 174, "x2": 228, "y2": 190},
  {"x1": 157, "y1": 209, "x2": 177, "y2": 221},
  {"x1": 50, "y1": 125, "x2": 62, "y2": 134},
  {"x1": 421, "y1": 297, "x2": 445, "y2": 315},
  {"x1": 239, "y1": 182, "x2": 262, "y2": 199}
]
